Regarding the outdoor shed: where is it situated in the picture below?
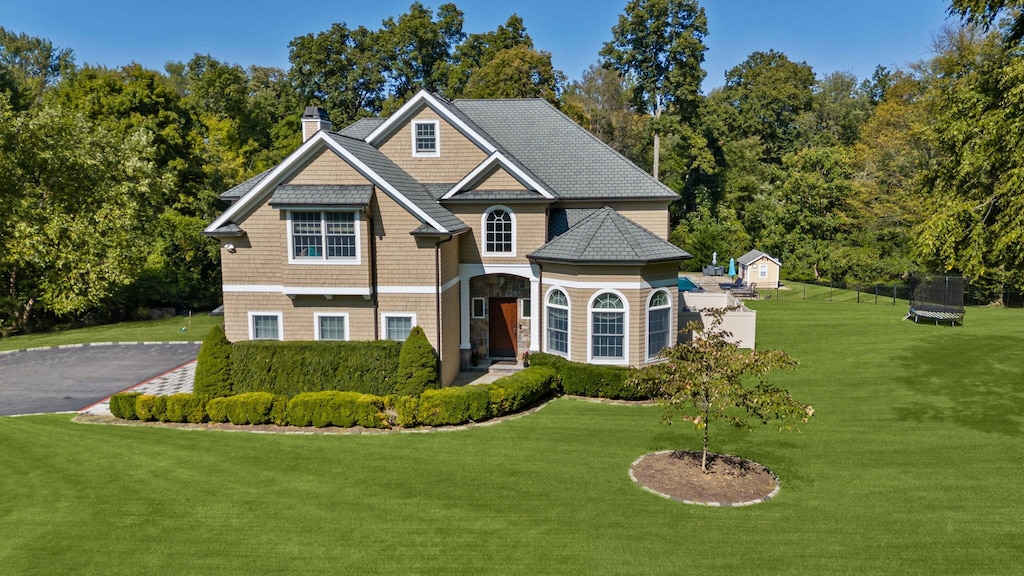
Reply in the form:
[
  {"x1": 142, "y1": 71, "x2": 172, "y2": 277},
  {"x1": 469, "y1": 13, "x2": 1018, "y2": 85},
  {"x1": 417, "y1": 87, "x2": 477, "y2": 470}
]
[{"x1": 737, "y1": 250, "x2": 781, "y2": 289}]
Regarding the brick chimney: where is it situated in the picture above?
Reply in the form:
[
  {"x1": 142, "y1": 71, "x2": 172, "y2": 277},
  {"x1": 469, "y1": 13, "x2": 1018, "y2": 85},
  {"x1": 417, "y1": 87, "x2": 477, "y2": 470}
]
[{"x1": 301, "y1": 106, "x2": 332, "y2": 141}]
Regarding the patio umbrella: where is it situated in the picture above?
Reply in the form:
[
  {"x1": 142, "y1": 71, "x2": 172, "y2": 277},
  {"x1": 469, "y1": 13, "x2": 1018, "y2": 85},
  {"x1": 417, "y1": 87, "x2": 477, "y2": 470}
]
[
  {"x1": 728, "y1": 257, "x2": 736, "y2": 277},
  {"x1": 712, "y1": 251, "x2": 717, "y2": 266}
]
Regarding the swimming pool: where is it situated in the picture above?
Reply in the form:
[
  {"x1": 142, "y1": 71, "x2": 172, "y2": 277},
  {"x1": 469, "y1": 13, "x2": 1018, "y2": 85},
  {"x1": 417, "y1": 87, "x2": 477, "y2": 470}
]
[{"x1": 678, "y1": 276, "x2": 699, "y2": 291}]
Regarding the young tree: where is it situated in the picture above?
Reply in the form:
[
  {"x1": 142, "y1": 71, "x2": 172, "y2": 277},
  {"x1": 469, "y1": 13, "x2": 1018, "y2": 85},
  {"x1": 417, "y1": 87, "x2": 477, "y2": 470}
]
[
  {"x1": 601, "y1": 0, "x2": 708, "y2": 180},
  {"x1": 629, "y1": 310, "x2": 811, "y2": 472}
]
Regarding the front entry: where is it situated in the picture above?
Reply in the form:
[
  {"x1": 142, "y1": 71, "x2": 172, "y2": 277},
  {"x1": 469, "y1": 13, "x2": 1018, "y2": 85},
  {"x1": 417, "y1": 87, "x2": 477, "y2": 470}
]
[{"x1": 488, "y1": 298, "x2": 518, "y2": 357}]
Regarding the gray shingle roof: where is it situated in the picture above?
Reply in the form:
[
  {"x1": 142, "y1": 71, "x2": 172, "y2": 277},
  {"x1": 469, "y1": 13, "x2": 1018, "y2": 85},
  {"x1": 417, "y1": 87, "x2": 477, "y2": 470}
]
[
  {"x1": 453, "y1": 99, "x2": 678, "y2": 201},
  {"x1": 547, "y1": 208, "x2": 599, "y2": 240},
  {"x1": 528, "y1": 207, "x2": 691, "y2": 264},
  {"x1": 269, "y1": 185, "x2": 373, "y2": 208},
  {"x1": 738, "y1": 249, "x2": 781, "y2": 266},
  {"x1": 220, "y1": 168, "x2": 273, "y2": 200},
  {"x1": 441, "y1": 190, "x2": 553, "y2": 203},
  {"x1": 327, "y1": 133, "x2": 467, "y2": 233},
  {"x1": 338, "y1": 117, "x2": 386, "y2": 139}
]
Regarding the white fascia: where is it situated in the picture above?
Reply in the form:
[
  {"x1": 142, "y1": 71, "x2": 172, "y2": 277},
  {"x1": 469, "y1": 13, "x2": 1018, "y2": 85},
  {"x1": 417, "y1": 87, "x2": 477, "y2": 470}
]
[
  {"x1": 441, "y1": 151, "x2": 554, "y2": 200},
  {"x1": 366, "y1": 90, "x2": 497, "y2": 154}
]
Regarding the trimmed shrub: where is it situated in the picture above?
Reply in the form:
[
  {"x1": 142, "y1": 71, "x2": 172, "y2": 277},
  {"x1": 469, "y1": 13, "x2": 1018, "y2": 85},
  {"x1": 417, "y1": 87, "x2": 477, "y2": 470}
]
[
  {"x1": 395, "y1": 326, "x2": 439, "y2": 396},
  {"x1": 207, "y1": 397, "x2": 229, "y2": 423},
  {"x1": 231, "y1": 340, "x2": 401, "y2": 397},
  {"x1": 416, "y1": 386, "x2": 490, "y2": 427},
  {"x1": 529, "y1": 352, "x2": 645, "y2": 400},
  {"x1": 193, "y1": 325, "x2": 233, "y2": 399},
  {"x1": 389, "y1": 395, "x2": 420, "y2": 428},
  {"x1": 487, "y1": 366, "x2": 557, "y2": 417},
  {"x1": 286, "y1": 391, "x2": 386, "y2": 428},
  {"x1": 220, "y1": 392, "x2": 286, "y2": 425},
  {"x1": 135, "y1": 395, "x2": 167, "y2": 422},
  {"x1": 109, "y1": 392, "x2": 141, "y2": 420},
  {"x1": 163, "y1": 393, "x2": 206, "y2": 423}
]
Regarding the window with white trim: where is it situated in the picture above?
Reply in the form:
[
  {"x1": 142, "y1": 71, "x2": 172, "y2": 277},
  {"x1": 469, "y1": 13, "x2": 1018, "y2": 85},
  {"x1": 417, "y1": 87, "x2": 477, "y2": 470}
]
[
  {"x1": 647, "y1": 290, "x2": 671, "y2": 360},
  {"x1": 315, "y1": 313, "x2": 349, "y2": 341},
  {"x1": 483, "y1": 206, "x2": 515, "y2": 255},
  {"x1": 249, "y1": 312, "x2": 282, "y2": 340},
  {"x1": 289, "y1": 211, "x2": 358, "y2": 262},
  {"x1": 759, "y1": 263, "x2": 769, "y2": 278},
  {"x1": 591, "y1": 292, "x2": 624, "y2": 360},
  {"x1": 546, "y1": 289, "x2": 569, "y2": 356},
  {"x1": 383, "y1": 314, "x2": 415, "y2": 341},
  {"x1": 412, "y1": 120, "x2": 439, "y2": 156}
]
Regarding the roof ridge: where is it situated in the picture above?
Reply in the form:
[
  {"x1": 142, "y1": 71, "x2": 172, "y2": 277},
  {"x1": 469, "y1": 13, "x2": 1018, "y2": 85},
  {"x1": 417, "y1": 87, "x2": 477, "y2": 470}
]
[
  {"x1": 572, "y1": 209, "x2": 610, "y2": 260},
  {"x1": 608, "y1": 209, "x2": 643, "y2": 261}
]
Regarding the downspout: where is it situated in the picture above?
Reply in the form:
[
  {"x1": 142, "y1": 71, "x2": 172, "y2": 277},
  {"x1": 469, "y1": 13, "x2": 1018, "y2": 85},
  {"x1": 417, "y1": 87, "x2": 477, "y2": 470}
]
[
  {"x1": 536, "y1": 261, "x2": 544, "y2": 353},
  {"x1": 435, "y1": 234, "x2": 454, "y2": 379},
  {"x1": 368, "y1": 210, "x2": 379, "y2": 340}
]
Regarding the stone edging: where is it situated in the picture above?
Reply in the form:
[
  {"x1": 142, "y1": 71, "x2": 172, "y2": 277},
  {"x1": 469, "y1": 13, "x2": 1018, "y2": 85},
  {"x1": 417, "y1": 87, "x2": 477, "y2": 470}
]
[
  {"x1": 73, "y1": 395, "x2": 557, "y2": 435},
  {"x1": 628, "y1": 449, "x2": 781, "y2": 507},
  {"x1": 0, "y1": 341, "x2": 201, "y2": 356}
]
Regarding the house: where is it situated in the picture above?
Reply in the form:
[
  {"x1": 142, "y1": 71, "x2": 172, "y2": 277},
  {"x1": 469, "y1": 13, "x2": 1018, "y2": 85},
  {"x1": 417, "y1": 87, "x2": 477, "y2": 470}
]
[
  {"x1": 737, "y1": 249, "x2": 782, "y2": 289},
  {"x1": 204, "y1": 90, "x2": 691, "y2": 386}
]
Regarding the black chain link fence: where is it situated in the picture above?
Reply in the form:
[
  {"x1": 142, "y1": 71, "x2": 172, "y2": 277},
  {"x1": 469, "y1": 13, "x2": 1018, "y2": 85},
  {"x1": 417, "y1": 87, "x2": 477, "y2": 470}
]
[{"x1": 759, "y1": 279, "x2": 1023, "y2": 308}]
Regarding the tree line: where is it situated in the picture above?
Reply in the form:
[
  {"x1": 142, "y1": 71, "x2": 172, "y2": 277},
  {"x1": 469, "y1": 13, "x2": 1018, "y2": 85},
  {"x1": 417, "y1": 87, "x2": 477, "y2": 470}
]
[{"x1": 1, "y1": 0, "x2": 1021, "y2": 333}]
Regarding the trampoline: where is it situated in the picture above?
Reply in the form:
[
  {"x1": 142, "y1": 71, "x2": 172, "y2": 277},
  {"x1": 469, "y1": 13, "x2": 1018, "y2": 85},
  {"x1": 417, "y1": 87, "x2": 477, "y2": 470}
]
[{"x1": 905, "y1": 274, "x2": 965, "y2": 326}]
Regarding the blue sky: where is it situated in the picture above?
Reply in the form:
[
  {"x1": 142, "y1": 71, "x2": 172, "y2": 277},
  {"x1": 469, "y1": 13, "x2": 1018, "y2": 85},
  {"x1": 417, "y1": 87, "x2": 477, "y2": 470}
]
[{"x1": 2, "y1": 0, "x2": 953, "y2": 90}]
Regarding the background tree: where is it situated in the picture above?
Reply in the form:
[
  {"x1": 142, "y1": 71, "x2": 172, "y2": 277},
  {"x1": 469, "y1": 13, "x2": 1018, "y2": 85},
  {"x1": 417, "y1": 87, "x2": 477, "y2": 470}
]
[
  {"x1": 462, "y1": 45, "x2": 562, "y2": 102},
  {"x1": 0, "y1": 26, "x2": 74, "y2": 109},
  {"x1": 601, "y1": 0, "x2": 708, "y2": 180},
  {"x1": 561, "y1": 65, "x2": 649, "y2": 165},
  {"x1": 629, "y1": 310, "x2": 811, "y2": 472}
]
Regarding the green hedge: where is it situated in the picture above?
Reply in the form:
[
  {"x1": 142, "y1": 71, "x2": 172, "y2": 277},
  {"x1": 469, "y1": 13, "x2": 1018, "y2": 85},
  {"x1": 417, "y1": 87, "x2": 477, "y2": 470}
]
[
  {"x1": 285, "y1": 391, "x2": 385, "y2": 428},
  {"x1": 164, "y1": 393, "x2": 206, "y2": 423},
  {"x1": 135, "y1": 395, "x2": 167, "y2": 422},
  {"x1": 109, "y1": 392, "x2": 141, "y2": 420},
  {"x1": 230, "y1": 340, "x2": 401, "y2": 397},
  {"x1": 207, "y1": 392, "x2": 286, "y2": 425},
  {"x1": 486, "y1": 366, "x2": 557, "y2": 417},
  {"x1": 416, "y1": 386, "x2": 490, "y2": 426},
  {"x1": 529, "y1": 352, "x2": 646, "y2": 400}
]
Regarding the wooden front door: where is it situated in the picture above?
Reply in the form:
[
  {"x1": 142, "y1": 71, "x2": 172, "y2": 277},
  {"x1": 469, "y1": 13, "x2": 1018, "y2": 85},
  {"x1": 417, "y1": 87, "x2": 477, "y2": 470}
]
[{"x1": 488, "y1": 298, "x2": 517, "y2": 358}]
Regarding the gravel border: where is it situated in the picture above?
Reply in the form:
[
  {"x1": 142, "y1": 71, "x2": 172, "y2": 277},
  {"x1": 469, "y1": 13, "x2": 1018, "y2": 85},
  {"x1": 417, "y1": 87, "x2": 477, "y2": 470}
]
[{"x1": 628, "y1": 449, "x2": 781, "y2": 507}]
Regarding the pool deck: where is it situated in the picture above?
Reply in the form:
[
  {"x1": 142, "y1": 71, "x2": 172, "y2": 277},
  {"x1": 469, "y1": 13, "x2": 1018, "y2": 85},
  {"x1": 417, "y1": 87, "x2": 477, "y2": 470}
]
[{"x1": 679, "y1": 273, "x2": 729, "y2": 293}]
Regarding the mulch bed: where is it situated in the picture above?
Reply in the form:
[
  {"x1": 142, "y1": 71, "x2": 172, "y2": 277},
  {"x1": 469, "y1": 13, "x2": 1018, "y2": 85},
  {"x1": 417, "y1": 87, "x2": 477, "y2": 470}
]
[{"x1": 630, "y1": 450, "x2": 779, "y2": 506}]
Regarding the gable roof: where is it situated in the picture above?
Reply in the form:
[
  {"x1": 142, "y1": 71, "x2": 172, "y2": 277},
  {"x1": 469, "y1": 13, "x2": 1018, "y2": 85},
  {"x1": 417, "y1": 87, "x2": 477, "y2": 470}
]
[
  {"x1": 738, "y1": 249, "x2": 782, "y2": 267},
  {"x1": 453, "y1": 98, "x2": 678, "y2": 201},
  {"x1": 204, "y1": 131, "x2": 466, "y2": 236},
  {"x1": 365, "y1": 91, "x2": 498, "y2": 154},
  {"x1": 220, "y1": 168, "x2": 273, "y2": 201},
  {"x1": 528, "y1": 207, "x2": 691, "y2": 265},
  {"x1": 441, "y1": 151, "x2": 555, "y2": 201}
]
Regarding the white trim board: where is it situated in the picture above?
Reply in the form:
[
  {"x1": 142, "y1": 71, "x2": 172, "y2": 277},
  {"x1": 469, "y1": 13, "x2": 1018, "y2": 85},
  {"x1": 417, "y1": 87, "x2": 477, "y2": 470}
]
[{"x1": 541, "y1": 277, "x2": 678, "y2": 290}]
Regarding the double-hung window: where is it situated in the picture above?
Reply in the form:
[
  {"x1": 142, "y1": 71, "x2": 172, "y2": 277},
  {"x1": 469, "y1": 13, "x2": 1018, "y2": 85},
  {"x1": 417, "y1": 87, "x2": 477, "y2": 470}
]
[
  {"x1": 647, "y1": 290, "x2": 671, "y2": 360},
  {"x1": 483, "y1": 207, "x2": 515, "y2": 255},
  {"x1": 591, "y1": 292, "x2": 625, "y2": 361},
  {"x1": 413, "y1": 121, "x2": 439, "y2": 156},
  {"x1": 315, "y1": 313, "x2": 349, "y2": 341},
  {"x1": 290, "y1": 211, "x2": 357, "y2": 262},
  {"x1": 384, "y1": 314, "x2": 415, "y2": 341},
  {"x1": 546, "y1": 289, "x2": 569, "y2": 357},
  {"x1": 249, "y1": 312, "x2": 282, "y2": 341}
]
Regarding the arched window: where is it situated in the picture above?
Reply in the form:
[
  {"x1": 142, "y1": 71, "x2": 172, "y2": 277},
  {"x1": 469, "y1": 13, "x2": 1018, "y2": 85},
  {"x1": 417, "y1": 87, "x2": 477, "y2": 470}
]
[
  {"x1": 647, "y1": 290, "x2": 672, "y2": 360},
  {"x1": 590, "y1": 292, "x2": 625, "y2": 362},
  {"x1": 483, "y1": 207, "x2": 515, "y2": 255},
  {"x1": 546, "y1": 288, "x2": 570, "y2": 357}
]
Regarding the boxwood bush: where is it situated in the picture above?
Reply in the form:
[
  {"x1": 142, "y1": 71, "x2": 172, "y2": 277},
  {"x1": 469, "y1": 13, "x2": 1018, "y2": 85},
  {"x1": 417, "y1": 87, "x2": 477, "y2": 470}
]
[
  {"x1": 163, "y1": 393, "x2": 206, "y2": 423},
  {"x1": 285, "y1": 391, "x2": 385, "y2": 428},
  {"x1": 109, "y1": 392, "x2": 141, "y2": 420},
  {"x1": 486, "y1": 366, "x2": 557, "y2": 417},
  {"x1": 207, "y1": 392, "x2": 286, "y2": 425},
  {"x1": 529, "y1": 352, "x2": 646, "y2": 400},
  {"x1": 230, "y1": 340, "x2": 401, "y2": 397},
  {"x1": 135, "y1": 395, "x2": 167, "y2": 422},
  {"x1": 416, "y1": 386, "x2": 490, "y2": 426}
]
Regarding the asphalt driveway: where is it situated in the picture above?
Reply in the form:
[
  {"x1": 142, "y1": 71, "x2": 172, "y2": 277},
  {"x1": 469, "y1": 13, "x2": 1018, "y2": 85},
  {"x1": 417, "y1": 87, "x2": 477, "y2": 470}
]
[{"x1": 0, "y1": 343, "x2": 200, "y2": 416}]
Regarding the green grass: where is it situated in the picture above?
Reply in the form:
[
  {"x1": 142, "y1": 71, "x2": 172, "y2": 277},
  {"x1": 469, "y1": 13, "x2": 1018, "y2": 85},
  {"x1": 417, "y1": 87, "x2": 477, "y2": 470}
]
[
  {"x1": 2, "y1": 302, "x2": 1022, "y2": 574},
  {"x1": 0, "y1": 313, "x2": 223, "y2": 351}
]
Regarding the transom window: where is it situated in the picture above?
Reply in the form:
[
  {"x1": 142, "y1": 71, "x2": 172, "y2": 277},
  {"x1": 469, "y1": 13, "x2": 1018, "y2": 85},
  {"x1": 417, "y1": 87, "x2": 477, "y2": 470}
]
[
  {"x1": 546, "y1": 289, "x2": 569, "y2": 356},
  {"x1": 413, "y1": 121, "x2": 439, "y2": 156},
  {"x1": 647, "y1": 290, "x2": 671, "y2": 360},
  {"x1": 384, "y1": 314, "x2": 415, "y2": 341},
  {"x1": 290, "y1": 211, "x2": 357, "y2": 261},
  {"x1": 316, "y1": 314, "x2": 348, "y2": 341},
  {"x1": 591, "y1": 292, "x2": 625, "y2": 361},
  {"x1": 484, "y1": 207, "x2": 515, "y2": 255}
]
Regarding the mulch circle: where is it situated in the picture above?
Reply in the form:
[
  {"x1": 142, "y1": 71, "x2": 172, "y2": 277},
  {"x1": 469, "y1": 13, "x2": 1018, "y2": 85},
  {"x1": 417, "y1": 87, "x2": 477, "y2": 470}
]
[{"x1": 630, "y1": 450, "x2": 780, "y2": 506}]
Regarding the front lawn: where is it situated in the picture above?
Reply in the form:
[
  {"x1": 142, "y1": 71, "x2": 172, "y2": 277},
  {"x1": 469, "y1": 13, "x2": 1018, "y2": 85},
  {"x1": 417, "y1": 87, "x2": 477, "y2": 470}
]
[{"x1": 1, "y1": 301, "x2": 1021, "y2": 574}]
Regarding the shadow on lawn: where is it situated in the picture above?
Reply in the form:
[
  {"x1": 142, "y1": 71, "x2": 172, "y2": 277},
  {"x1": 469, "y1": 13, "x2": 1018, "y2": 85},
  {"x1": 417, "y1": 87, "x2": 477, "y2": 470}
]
[{"x1": 893, "y1": 332, "x2": 1024, "y2": 437}]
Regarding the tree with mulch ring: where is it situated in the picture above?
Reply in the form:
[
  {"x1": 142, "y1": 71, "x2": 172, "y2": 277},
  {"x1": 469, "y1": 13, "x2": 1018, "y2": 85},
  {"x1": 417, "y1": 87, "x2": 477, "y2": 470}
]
[{"x1": 628, "y1": 308, "x2": 813, "y2": 505}]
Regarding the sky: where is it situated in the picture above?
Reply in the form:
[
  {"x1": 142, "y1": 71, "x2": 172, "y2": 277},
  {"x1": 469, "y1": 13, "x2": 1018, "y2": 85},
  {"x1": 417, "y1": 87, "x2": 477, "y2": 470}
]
[{"x1": 2, "y1": 0, "x2": 955, "y2": 91}]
